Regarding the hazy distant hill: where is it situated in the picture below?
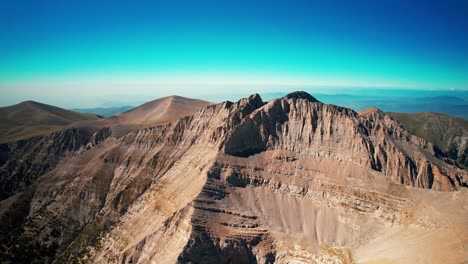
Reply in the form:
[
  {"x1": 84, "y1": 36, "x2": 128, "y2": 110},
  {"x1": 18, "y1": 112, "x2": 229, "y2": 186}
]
[
  {"x1": 388, "y1": 112, "x2": 468, "y2": 166},
  {"x1": 72, "y1": 105, "x2": 134, "y2": 117},
  {"x1": 0, "y1": 101, "x2": 100, "y2": 143}
]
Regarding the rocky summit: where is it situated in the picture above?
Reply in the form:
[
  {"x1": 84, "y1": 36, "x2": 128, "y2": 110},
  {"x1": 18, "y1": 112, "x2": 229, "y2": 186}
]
[{"x1": 0, "y1": 92, "x2": 467, "y2": 263}]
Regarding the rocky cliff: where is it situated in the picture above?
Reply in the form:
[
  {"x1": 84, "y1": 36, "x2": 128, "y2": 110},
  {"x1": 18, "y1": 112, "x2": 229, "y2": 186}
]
[
  {"x1": 387, "y1": 111, "x2": 468, "y2": 167},
  {"x1": 0, "y1": 92, "x2": 466, "y2": 263},
  {"x1": 0, "y1": 126, "x2": 111, "y2": 200}
]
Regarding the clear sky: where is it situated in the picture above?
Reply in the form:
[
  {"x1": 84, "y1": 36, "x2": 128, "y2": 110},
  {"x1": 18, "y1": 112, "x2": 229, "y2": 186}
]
[{"x1": 1, "y1": 0, "x2": 467, "y2": 107}]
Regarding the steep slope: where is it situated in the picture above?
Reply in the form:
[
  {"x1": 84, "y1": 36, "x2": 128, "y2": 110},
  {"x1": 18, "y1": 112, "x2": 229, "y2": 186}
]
[
  {"x1": 0, "y1": 92, "x2": 466, "y2": 263},
  {"x1": 0, "y1": 101, "x2": 100, "y2": 143},
  {"x1": 0, "y1": 126, "x2": 112, "y2": 200},
  {"x1": 387, "y1": 111, "x2": 468, "y2": 167}
]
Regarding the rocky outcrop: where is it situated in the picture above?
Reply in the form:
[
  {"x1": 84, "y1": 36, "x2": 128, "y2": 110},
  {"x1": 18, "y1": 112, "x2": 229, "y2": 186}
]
[{"x1": 224, "y1": 95, "x2": 463, "y2": 190}]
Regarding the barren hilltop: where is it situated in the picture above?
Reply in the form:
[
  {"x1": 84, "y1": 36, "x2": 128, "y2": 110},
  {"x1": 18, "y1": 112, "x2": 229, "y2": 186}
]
[{"x1": 0, "y1": 101, "x2": 100, "y2": 144}]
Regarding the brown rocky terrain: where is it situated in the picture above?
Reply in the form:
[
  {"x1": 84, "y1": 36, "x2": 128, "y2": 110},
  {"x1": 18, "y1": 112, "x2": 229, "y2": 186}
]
[{"x1": 0, "y1": 92, "x2": 467, "y2": 263}]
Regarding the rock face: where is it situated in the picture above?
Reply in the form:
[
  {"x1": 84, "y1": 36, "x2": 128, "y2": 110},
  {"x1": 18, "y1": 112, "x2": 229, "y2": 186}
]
[
  {"x1": 0, "y1": 92, "x2": 467, "y2": 263},
  {"x1": 387, "y1": 111, "x2": 468, "y2": 167},
  {"x1": 0, "y1": 126, "x2": 111, "y2": 200}
]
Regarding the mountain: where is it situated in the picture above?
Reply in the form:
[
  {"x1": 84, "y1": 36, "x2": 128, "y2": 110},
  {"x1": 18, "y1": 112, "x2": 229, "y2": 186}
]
[
  {"x1": 64, "y1": 96, "x2": 212, "y2": 141},
  {"x1": 0, "y1": 92, "x2": 466, "y2": 263},
  {"x1": 387, "y1": 111, "x2": 468, "y2": 167},
  {"x1": 0, "y1": 101, "x2": 100, "y2": 143},
  {"x1": 72, "y1": 106, "x2": 134, "y2": 118},
  {"x1": 113, "y1": 95, "x2": 212, "y2": 126},
  {"x1": 0, "y1": 95, "x2": 212, "y2": 200}
]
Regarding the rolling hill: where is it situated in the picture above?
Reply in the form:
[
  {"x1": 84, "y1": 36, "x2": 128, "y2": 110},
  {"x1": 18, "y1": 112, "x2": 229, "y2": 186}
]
[{"x1": 0, "y1": 101, "x2": 100, "y2": 143}]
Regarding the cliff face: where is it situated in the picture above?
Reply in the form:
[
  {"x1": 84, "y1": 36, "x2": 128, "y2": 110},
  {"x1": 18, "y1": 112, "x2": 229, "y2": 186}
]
[
  {"x1": 0, "y1": 126, "x2": 111, "y2": 200},
  {"x1": 0, "y1": 92, "x2": 466, "y2": 263},
  {"x1": 361, "y1": 108, "x2": 464, "y2": 190},
  {"x1": 224, "y1": 95, "x2": 463, "y2": 190},
  {"x1": 387, "y1": 111, "x2": 468, "y2": 167}
]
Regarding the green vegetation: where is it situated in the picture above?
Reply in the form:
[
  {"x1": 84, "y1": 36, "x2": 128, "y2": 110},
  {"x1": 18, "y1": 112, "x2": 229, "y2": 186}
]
[{"x1": 55, "y1": 218, "x2": 108, "y2": 264}]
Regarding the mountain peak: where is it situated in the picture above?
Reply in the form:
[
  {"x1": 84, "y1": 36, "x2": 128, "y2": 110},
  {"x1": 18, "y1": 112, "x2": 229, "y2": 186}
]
[
  {"x1": 20, "y1": 100, "x2": 40, "y2": 105},
  {"x1": 115, "y1": 95, "x2": 212, "y2": 126},
  {"x1": 248, "y1": 93, "x2": 261, "y2": 100},
  {"x1": 283, "y1": 91, "x2": 320, "y2": 102},
  {"x1": 247, "y1": 93, "x2": 263, "y2": 105},
  {"x1": 358, "y1": 107, "x2": 384, "y2": 117},
  {"x1": 17, "y1": 100, "x2": 49, "y2": 109}
]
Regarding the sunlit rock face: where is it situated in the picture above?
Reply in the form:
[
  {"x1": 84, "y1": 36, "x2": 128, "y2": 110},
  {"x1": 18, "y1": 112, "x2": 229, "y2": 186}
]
[{"x1": 0, "y1": 92, "x2": 466, "y2": 264}]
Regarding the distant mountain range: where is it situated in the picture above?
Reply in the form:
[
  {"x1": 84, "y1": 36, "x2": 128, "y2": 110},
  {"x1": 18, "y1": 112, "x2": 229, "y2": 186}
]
[{"x1": 71, "y1": 106, "x2": 134, "y2": 118}]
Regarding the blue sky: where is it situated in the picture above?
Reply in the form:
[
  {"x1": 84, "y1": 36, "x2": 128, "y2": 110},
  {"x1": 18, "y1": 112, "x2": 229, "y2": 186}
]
[{"x1": 1, "y1": 0, "x2": 467, "y2": 107}]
